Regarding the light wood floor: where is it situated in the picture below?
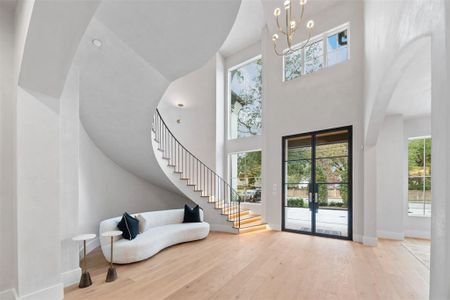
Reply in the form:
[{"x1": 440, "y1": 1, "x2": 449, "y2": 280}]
[{"x1": 65, "y1": 231, "x2": 429, "y2": 300}]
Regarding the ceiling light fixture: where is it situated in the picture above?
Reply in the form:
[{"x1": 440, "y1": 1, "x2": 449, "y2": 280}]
[
  {"x1": 177, "y1": 103, "x2": 184, "y2": 108},
  {"x1": 271, "y1": 0, "x2": 315, "y2": 56},
  {"x1": 92, "y1": 39, "x2": 103, "y2": 48}
]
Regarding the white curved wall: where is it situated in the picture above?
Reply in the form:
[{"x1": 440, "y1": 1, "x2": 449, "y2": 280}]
[{"x1": 79, "y1": 124, "x2": 192, "y2": 238}]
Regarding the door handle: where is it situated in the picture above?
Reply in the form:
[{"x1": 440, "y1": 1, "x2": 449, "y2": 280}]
[{"x1": 309, "y1": 192, "x2": 313, "y2": 203}]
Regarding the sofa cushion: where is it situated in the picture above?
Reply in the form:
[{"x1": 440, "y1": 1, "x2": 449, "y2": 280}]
[
  {"x1": 183, "y1": 204, "x2": 201, "y2": 223},
  {"x1": 135, "y1": 214, "x2": 147, "y2": 233},
  {"x1": 117, "y1": 212, "x2": 139, "y2": 240}
]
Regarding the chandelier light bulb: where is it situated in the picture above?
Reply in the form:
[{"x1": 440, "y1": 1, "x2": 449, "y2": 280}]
[
  {"x1": 274, "y1": 7, "x2": 281, "y2": 16},
  {"x1": 272, "y1": 34, "x2": 279, "y2": 42},
  {"x1": 284, "y1": 0, "x2": 290, "y2": 9},
  {"x1": 300, "y1": 0, "x2": 307, "y2": 5},
  {"x1": 290, "y1": 20, "x2": 296, "y2": 29},
  {"x1": 306, "y1": 19, "x2": 315, "y2": 29}
]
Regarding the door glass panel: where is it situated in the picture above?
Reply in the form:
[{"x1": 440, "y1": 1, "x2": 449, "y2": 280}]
[
  {"x1": 315, "y1": 157, "x2": 348, "y2": 183},
  {"x1": 315, "y1": 183, "x2": 349, "y2": 237},
  {"x1": 284, "y1": 135, "x2": 312, "y2": 232},
  {"x1": 286, "y1": 135, "x2": 312, "y2": 160},
  {"x1": 286, "y1": 160, "x2": 311, "y2": 184},
  {"x1": 285, "y1": 184, "x2": 311, "y2": 232},
  {"x1": 283, "y1": 129, "x2": 351, "y2": 239}
]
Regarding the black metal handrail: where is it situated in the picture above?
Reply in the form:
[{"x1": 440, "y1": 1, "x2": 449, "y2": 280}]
[{"x1": 152, "y1": 109, "x2": 241, "y2": 228}]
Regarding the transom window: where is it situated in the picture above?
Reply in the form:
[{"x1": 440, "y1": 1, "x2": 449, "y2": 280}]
[
  {"x1": 230, "y1": 151, "x2": 262, "y2": 203},
  {"x1": 283, "y1": 24, "x2": 349, "y2": 81},
  {"x1": 408, "y1": 137, "x2": 432, "y2": 217},
  {"x1": 228, "y1": 56, "x2": 262, "y2": 139}
]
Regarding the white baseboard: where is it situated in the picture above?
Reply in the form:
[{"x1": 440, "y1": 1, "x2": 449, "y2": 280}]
[
  {"x1": 16, "y1": 283, "x2": 63, "y2": 300},
  {"x1": 61, "y1": 267, "x2": 81, "y2": 288},
  {"x1": 0, "y1": 288, "x2": 18, "y2": 300},
  {"x1": 268, "y1": 223, "x2": 281, "y2": 231},
  {"x1": 210, "y1": 224, "x2": 239, "y2": 234},
  {"x1": 79, "y1": 237, "x2": 100, "y2": 259},
  {"x1": 377, "y1": 230, "x2": 405, "y2": 240},
  {"x1": 362, "y1": 235, "x2": 378, "y2": 246},
  {"x1": 353, "y1": 234, "x2": 363, "y2": 243},
  {"x1": 405, "y1": 230, "x2": 431, "y2": 239}
]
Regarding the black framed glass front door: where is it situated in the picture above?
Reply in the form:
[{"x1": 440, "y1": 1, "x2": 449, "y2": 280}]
[{"x1": 282, "y1": 127, "x2": 352, "y2": 240}]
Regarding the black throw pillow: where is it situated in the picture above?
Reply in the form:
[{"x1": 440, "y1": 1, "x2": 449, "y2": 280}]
[
  {"x1": 117, "y1": 212, "x2": 139, "y2": 240},
  {"x1": 183, "y1": 204, "x2": 202, "y2": 223}
]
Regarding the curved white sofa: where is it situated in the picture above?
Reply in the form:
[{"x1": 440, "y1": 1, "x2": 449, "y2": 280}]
[{"x1": 99, "y1": 208, "x2": 209, "y2": 264}]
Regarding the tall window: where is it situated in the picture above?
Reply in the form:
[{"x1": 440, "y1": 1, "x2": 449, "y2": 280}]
[
  {"x1": 228, "y1": 57, "x2": 262, "y2": 139},
  {"x1": 284, "y1": 24, "x2": 349, "y2": 81},
  {"x1": 230, "y1": 151, "x2": 262, "y2": 202},
  {"x1": 408, "y1": 137, "x2": 432, "y2": 217}
]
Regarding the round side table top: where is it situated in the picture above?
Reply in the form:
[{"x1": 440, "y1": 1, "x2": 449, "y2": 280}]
[
  {"x1": 72, "y1": 234, "x2": 96, "y2": 241},
  {"x1": 101, "y1": 231, "x2": 123, "y2": 238}
]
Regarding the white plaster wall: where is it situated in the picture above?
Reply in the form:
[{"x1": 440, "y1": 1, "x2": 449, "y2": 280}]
[
  {"x1": 79, "y1": 125, "x2": 190, "y2": 238},
  {"x1": 376, "y1": 115, "x2": 404, "y2": 240},
  {"x1": 158, "y1": 57, "x2": 217, "y2": 169},
  {"x1": 403, "y1": 116, "x2": 431, "y2": 239},
  {"x1": 261, "y1": 2, "x2": 364, "y2": 235},
  {"x1": 0, "y1": 2, "x2": 18, "y2": 295},
  {"x1": 59, "y1": 67, "x2": 81, "y2": 287},
  {"x1": 16, "y1": 87, "x2": 62, "y2": 298}
]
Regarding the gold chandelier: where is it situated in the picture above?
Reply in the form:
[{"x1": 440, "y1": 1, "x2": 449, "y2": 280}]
[{"x1": 271, "y1": 0, "x2": 315, "y2": 56}]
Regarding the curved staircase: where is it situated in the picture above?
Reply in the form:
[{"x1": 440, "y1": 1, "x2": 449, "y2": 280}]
[{"x1": 152, "y1": 110, "x2": 267, "y2": 234}]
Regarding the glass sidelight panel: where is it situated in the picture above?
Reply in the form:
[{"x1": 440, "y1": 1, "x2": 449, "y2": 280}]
[
  {"x1": 284, "y1": 135, "x2": 313, "y2": 232},
  {"x1": 315, "y1": 183, "x2": 349, "y2": 237},
  {"x1": 284, "y1": 184, "x2": 312, "y2": 232},
  {"x1": 282, "y1": 127, "x2": 352, "y2": 240}
]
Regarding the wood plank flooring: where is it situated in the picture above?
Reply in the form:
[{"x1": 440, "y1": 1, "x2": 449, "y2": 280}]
[{"x1": 64, "y1": 231, "x2": 429, "y2": 300}]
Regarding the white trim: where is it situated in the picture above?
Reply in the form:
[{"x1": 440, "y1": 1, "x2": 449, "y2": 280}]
[
  {"x1": 377, "y1": 230, "x2": 405, "y2": 240},
  {"x1": 353, "y1": 234, "x2": 363, "y2": 243},
  {"x1": 78, "y1": 237, "x2": 100, "y2": 259},
  {"x1": 0, "y1": 288, "x2": 18, "y2": 300},
  {"x1": 61, "y1": 267, "x2": 81, "y2": 288},
  {"x1": 404, "y1": 229, "x2": 431, "y2": 239},
  {"x1": 16, "y1": 283, "x2": 63, "y2": 300},
  {"x1": 362, "y1": 235, "x2": 378, "y2": 246},
  {"x1": 268, "y1": 223, "x2": 281, "y2": 231}
]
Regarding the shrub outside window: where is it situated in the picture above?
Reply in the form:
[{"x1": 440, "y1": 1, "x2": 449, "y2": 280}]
[{"x1": 408, "y1": 137, "x2": 432, "y2": 217}]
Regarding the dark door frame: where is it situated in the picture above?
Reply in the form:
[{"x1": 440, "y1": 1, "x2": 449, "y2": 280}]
[{"x1": 281, "y1": 125, "x2": 353, "y2": 241}]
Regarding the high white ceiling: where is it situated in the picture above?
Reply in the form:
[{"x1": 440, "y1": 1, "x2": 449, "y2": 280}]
[
  {"x1": 386, "y1": 38, "x2": 431, "y2": 119},
  {"x1": 95, "y1": 0, "x2": 240, "y2": 81},
  {"x1": 220, "y1": 0, "x2": 266, "y2": 57}
]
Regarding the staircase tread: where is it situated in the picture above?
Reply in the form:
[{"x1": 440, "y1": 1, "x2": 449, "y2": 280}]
[
  {"x1": 234, "y1": 214, "x2": 261, "y2": 221},
  {"x1": 236, "y1": 223, "x2": 268, "y2": 232},
  {"x1": 236, "y1": 220, "x2": 264, "y2": 229}
]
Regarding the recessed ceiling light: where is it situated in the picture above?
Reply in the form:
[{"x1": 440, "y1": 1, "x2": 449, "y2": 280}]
[
  {"x1": 177, "y1": 103, "x2": 184, "y2": 108},
  {"x1": 92, "y1": 39, "x2": 103, "y2": 48}
]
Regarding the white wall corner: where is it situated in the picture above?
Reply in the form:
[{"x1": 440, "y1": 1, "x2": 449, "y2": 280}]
[
  {"x1": 353, "y1": 234, "x2": 363, "y2": 243},
  {"x1": 61, "y1": 267, "x2": 81, "y2": 288},
  {"x1": 0, "y1": 288, "x2": 18, "y2": 300},
  {"x1": 268, "y1": 223, "x2": 281, "y2": 231},
  {"x1": 377, "y1": 230, "x2": 405, "y2": 240},
  {"x1": 362, "y1": 235, "x2": 378, "y2": 247},
  {"x1": 16, "y1": 283, "x2": 63, "y2": 300}
]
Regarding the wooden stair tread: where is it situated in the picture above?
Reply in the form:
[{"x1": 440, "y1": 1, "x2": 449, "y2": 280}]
[
  {"x1": 238, "y1": 223, "x2": 268, "y2": 233},
  {"x1": 236, "y1": 220, "x2": 264, "y2": 229},
  {"x1": 233, "y1": 214, "x2": 261, "y2": 224}
]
